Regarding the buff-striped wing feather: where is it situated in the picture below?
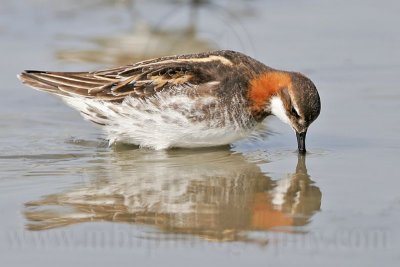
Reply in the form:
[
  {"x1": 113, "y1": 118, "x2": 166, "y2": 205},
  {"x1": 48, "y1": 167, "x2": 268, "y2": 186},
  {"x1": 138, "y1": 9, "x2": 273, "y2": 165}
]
[{"x1": 18, "y1": 52, "x2": 236, "y2": 101}]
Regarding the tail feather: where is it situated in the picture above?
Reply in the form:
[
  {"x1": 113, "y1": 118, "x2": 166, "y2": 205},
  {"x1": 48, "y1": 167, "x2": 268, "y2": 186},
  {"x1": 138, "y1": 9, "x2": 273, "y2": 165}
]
[
  {"x1": 17, "y1": 70, "x2": 125, "y2": 100},
  {"x1": 18, "y1": 70, "x2": 69, "y2": 96}
]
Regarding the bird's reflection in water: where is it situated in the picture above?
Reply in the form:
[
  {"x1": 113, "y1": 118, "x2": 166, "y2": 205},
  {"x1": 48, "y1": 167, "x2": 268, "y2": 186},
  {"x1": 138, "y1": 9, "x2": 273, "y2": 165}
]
[{"x1": 24, "y1": 148, "x2": 321, "y2": 243}]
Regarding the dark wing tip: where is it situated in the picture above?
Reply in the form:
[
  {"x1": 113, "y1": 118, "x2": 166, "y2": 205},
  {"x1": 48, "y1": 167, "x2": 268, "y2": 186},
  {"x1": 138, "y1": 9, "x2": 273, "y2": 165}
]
[
  {"x1": 18, "y1": 70, "x2": 44, "y2": 80},
  {"x1": 24, "y1": 70, "x2": 48, "y2": 74},
  {"x1": 18, "y1": 70, "x2": 47, "y2": 78},
  {"x1": 18, "y1": 70, "x2": 39, "y2": 83}
]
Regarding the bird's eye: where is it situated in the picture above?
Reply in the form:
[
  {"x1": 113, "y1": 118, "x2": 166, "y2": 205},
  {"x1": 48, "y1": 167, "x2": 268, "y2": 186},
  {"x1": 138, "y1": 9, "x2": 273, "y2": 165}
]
[{"x1": 291, "y1": 106, "x2": 300, "y2": 118}]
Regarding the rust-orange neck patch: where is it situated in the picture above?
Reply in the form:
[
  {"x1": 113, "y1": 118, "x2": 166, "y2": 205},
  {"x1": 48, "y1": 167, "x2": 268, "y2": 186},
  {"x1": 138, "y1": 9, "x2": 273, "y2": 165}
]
[{"x1": 248, "y1": 72, "x2": 292, "y2": 109}]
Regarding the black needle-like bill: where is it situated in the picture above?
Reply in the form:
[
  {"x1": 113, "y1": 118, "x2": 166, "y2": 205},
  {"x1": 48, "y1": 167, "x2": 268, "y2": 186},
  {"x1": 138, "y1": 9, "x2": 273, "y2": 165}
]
[{"x1": 296, "y1": 130, "x2": 307, "y2": 154}]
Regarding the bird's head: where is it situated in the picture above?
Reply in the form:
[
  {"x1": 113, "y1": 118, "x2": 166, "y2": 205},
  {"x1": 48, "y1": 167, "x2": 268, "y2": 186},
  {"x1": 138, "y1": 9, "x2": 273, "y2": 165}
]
[{"x1": 249, "y1": 71, "x2": 321, "y2": 153}]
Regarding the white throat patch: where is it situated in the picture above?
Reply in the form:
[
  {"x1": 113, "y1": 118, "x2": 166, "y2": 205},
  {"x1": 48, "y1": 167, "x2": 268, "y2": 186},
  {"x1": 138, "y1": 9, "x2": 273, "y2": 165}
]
[{"x1": 270, "y1": 96, "x2": 290, "y2": 125}]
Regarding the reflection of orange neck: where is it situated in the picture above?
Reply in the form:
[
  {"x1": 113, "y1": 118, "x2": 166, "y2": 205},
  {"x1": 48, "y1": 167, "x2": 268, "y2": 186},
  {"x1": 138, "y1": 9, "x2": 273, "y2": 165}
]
[{"x1": 250, "y1": 192, "x2": 293, "y2": 230}]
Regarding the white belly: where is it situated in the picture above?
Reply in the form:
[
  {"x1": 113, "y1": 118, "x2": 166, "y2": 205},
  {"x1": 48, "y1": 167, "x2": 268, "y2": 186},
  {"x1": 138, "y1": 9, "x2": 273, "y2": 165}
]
[
  {"x1": 113, "y1": 124, "x2": 252, "y2": 149},
  {"x1": 64, "y1": 94, "x2": 255, "y2": 149}
]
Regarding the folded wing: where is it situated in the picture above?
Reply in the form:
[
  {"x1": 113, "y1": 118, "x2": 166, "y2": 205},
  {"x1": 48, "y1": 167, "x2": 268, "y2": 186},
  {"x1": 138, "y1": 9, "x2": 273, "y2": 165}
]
[{"x1": 18, "y1": 52, "x2": 234, "y2": 101}]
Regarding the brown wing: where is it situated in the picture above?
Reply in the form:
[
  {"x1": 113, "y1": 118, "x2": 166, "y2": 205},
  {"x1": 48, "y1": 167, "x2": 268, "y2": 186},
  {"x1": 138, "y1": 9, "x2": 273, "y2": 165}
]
[{"x1": 18, "y1": 51, "x2": 237, "y2": 101}]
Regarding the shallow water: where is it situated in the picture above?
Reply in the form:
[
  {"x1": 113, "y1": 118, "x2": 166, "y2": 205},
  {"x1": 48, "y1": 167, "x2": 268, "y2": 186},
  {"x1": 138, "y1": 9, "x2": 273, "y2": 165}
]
[{"x1": 1, "y1": 0, "x2": 400, "y2": 266}]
